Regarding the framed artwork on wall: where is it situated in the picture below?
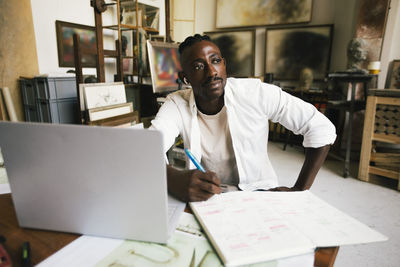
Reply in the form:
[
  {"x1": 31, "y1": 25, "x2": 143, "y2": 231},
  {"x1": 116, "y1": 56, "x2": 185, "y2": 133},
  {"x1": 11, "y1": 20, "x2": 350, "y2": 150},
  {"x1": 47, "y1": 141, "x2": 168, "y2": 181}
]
[
  {"x1": 146, "y1": 41, "x2": 184, "y2": 93},
  {"x1": 265, "y1": 24, "x2": 333, "y2": 81},
  {"x1": 216, "y1": 0, "x2": 313, "y2": 28},
  {"x1": 387, "y1": 60, "x2": 400, "y2": 89},
  {"x1": 55, "y1": 20, "x2": 97, "y2": 68},
  {"x1": 205, "y1": 29, "x2": 255, "y2": 77}
]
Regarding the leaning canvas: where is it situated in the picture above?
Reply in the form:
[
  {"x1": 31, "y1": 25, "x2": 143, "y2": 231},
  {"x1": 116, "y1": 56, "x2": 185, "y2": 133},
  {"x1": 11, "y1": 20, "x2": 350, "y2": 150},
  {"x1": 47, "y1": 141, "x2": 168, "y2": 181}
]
[{"x1": 147, "y1": 41, "x2": 183, "y2": 93}]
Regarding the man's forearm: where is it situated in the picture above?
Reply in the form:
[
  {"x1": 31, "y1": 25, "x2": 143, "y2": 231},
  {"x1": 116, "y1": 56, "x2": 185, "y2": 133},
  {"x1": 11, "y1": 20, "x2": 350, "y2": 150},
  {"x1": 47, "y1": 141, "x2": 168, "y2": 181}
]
[
  {"x1": 293, "y1": 145, "x2": 331, "y2": 190},
  {"x1": 167, "y1": 165, "x2": 189, "y2": 201}
]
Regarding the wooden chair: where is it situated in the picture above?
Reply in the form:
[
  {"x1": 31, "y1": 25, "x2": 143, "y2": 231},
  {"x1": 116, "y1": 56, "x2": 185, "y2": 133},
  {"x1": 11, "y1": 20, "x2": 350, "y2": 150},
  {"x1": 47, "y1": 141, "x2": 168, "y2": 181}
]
[{"x1": 358, "y1": 89, "x2": 400, "y2": 190}]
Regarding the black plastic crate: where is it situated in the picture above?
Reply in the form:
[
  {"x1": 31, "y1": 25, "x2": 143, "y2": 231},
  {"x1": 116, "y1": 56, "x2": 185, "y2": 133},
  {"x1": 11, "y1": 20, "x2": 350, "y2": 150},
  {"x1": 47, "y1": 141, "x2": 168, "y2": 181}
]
[
  {"x1": 36, "y1": 98, "x2": 79, "y2": 124},
  {"x1": 34, "y1": 77, "x2": 77, "y2": 100}
]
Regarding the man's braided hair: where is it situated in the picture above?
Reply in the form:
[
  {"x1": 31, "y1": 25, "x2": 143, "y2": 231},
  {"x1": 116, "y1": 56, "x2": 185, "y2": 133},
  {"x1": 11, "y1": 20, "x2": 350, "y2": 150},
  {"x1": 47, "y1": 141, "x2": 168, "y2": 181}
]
[{"x1": 178, "y1": 34, "x2": 213, "y2": 54}]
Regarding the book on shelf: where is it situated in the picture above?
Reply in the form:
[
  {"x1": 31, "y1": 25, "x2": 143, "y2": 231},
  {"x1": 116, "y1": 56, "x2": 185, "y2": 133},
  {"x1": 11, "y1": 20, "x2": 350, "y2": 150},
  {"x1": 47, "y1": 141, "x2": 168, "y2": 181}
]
[{"x1": 189, "y1": 190, "x2": 387, "y2": 267}]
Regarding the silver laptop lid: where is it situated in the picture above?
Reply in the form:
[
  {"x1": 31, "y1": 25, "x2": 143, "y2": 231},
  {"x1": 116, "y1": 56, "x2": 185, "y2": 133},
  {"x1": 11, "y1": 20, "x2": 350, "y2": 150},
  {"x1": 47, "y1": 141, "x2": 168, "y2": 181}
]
[{"x1": 0, "y1": 122, "x2": 170, "y2": 243}]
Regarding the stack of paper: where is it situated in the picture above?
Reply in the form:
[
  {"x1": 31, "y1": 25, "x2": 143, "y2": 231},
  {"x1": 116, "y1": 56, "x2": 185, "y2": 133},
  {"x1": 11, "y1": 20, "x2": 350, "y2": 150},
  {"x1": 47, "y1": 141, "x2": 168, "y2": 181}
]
[{"x1": 190, "y1": 191, "x2": 388, "y2": 267}]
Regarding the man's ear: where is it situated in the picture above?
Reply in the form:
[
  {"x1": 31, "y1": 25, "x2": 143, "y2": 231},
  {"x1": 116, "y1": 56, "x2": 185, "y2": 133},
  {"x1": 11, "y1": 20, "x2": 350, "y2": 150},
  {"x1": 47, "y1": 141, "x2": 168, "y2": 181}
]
[{"x1": 178, "y1": 71, "x2": 189, "y2": 84}]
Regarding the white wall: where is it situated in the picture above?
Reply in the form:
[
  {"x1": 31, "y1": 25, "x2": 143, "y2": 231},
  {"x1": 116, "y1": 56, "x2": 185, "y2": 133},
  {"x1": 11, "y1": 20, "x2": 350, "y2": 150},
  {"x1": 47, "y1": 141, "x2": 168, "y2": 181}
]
[
  {"x1": 31, "y1": 0, "x2": 97, "y2": 76},
  {"x1": 331, "y1": 0, "x2": 360, "y2": 71},
  {"x1": 30, "y1": 0, "x2": 165, "y2": 81}
]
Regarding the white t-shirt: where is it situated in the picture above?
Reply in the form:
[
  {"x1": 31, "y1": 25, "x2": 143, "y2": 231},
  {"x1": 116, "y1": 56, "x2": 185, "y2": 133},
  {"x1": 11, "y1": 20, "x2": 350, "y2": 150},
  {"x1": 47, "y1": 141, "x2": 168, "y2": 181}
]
[{"x1": 197, "y1": 106, "x2": 240, "y2": 187}]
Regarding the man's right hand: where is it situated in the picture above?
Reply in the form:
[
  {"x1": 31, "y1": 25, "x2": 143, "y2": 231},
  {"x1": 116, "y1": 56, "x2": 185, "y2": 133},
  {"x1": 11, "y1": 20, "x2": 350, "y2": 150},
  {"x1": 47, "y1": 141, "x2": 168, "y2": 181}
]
[{"x1": 167, "y1": 165, "x2": 222, "y2": 202}]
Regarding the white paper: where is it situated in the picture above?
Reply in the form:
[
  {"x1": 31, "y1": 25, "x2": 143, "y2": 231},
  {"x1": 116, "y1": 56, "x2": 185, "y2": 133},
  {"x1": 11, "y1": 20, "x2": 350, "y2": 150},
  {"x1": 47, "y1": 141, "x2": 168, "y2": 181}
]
[
  {"x1": 191, "y1": 191, "x2": 315, "y2": 266},
  {"x1": 190, "y1": 191, "x2": 388, "y2": 267},
  {"x1": 0, "y1": 183, "x2": 11, "y2": 194},
  {"x1": 267, "y1": 191, "x2": 388, "y2": 247},
  {"x1": 37, "y1": 213, "x2": 314, "y2": 267},
  {"x1": 37, "y1": 236, "x2": 123, "y2": 267}
]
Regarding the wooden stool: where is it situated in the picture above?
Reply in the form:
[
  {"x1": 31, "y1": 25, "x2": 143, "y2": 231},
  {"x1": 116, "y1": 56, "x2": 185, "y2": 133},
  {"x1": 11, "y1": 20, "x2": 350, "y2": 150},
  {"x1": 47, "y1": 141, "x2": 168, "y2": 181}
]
[{"x1": 358, "y1": 89, "x2": 400, "y2": 190}]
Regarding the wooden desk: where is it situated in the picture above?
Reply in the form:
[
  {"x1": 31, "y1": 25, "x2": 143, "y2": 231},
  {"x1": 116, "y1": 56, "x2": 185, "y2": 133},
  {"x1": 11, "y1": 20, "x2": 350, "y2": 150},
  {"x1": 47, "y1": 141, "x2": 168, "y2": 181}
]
[{"x1": 0, "y1": 194, "x2": 338, "y2": 266}]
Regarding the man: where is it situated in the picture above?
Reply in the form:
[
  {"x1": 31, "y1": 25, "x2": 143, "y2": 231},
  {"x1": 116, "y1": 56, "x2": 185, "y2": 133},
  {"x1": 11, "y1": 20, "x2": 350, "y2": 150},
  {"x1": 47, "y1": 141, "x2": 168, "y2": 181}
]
[{"x1": 151, "y1": 34, "x2": 336, "y2": 202}]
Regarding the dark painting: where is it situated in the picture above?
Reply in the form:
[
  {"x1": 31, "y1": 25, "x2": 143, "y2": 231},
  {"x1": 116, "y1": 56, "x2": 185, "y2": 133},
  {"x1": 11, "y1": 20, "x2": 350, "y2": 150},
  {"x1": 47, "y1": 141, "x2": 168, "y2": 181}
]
[
  {"x1": 56, "y1": 20, "x2": 97, "y2": 68},
  {"x1": 265, "y1": 25, "x2": 333, "y2": 80},
  {"x1": 206, "y1": 30, "x2": 255, "y2": 77}
]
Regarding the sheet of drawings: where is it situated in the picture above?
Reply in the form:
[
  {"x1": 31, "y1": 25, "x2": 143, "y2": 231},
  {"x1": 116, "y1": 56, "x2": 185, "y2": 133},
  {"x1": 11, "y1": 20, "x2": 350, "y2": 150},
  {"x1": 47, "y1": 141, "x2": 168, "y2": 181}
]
[
  {"x1": 190, "y1": 192, "x2": 316, "y2": 266},
  {"x1": 84, "y1": 84, "x2": 127, "y2": 109},
  {"x1": 260, "y1": 191, "x2": 388, "y2": 247}
]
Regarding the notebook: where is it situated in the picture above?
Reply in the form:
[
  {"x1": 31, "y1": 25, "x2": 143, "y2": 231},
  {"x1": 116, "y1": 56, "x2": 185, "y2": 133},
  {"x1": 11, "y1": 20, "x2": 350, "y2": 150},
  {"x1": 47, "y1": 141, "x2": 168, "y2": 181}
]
[
  {"x1": 0, "y1": 121, "x2": 185, "y2": 244},
  {"x1": 190, "y1": 191, "x2": 388, "y2": 267}
]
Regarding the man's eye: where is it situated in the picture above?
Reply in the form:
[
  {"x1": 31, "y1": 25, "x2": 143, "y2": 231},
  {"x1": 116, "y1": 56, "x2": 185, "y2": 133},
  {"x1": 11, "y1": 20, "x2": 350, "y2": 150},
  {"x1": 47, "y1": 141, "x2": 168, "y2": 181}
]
[
  {"x1": 194, "y1": 64, "x2": 204, "y2": 70},
  {"x1": 212, "y1": 58, "x2": 222, "y2": 64}
]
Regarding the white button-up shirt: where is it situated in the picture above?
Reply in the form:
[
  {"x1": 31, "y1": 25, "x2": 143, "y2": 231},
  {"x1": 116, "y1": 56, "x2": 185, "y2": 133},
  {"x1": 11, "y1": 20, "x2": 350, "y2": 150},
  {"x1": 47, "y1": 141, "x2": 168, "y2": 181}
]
[{"x1": 151, "y1": 78, "x2": 336, "y2": 190}]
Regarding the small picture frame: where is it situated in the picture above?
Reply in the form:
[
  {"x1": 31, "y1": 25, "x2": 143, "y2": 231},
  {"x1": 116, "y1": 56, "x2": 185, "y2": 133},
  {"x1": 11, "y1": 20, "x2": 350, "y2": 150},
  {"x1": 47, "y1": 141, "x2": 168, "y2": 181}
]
[
  {"x1": 55, "y1": 20, "x2": 97, "y2": 68},
  {"x1": 387, "y1": 60, "x2": 400, "y2": 89}
]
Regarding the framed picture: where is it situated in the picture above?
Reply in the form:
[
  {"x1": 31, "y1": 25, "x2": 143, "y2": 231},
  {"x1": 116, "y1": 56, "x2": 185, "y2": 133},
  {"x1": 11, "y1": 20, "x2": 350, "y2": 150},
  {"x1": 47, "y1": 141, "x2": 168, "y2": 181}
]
[
  {"x1": 121, "y1": 9, "x2": 142, "y2": 26},
  {"x1": 147, "y1": 41, "x2": 184, "y2": 93},
  {"x1": 55, "y1": 20, "x2": 97, "y2": 68},
  {"x1": 216, "y1": 0, "x2": 313, "y2": 28},
  {"x1": 265, "y1": 25, "x2": 333, "y2": 80},
  {"x1": 205, "y1": 30, "x2": 255, "y2": 77},
  {"x1": 121, "y1": 31, "x2": 134, "y2": 74},
  {"x1": 387, "y1": 60, "x2": 400, "y2": 89},
  {"x1": 79, "y1": 82, "x2": 127, "y2": 110}
]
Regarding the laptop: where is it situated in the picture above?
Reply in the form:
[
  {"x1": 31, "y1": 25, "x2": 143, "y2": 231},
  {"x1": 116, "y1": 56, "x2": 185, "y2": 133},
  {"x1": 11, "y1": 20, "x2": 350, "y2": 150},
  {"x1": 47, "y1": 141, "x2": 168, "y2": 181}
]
[{"x1": 0, "y1": 121, "x2": 185, "y2": 244}]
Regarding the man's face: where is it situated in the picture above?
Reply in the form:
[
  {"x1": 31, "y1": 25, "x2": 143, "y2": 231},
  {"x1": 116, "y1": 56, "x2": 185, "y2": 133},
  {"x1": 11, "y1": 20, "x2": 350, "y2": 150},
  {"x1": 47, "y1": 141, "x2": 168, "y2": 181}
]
[{"x1": 180, "y1": 41, "x2": 227, "y2": 102}]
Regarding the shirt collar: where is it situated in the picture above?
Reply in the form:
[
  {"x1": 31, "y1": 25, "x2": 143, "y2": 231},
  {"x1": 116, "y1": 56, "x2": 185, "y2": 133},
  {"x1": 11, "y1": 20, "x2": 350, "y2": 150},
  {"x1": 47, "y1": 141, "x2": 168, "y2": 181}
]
[{"x1": 189, "y1": 89, "x2": 197, "y2": 115}]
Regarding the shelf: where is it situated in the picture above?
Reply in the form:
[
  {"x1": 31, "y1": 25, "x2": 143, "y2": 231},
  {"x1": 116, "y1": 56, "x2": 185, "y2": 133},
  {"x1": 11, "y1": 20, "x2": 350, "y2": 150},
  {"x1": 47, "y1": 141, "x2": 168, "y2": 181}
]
[
  {"x1": 372, "y1": 133, "x2": 400, "y2": 144},
  {"x1": 368, "y1": 166, "x2": 399, "y2": 180},
  {"x1": 102, "y1": 24, "x2": 159, "y2": 33},
  {"x1": 327, "y1": 100, "x2": 366, "y2": 111}
]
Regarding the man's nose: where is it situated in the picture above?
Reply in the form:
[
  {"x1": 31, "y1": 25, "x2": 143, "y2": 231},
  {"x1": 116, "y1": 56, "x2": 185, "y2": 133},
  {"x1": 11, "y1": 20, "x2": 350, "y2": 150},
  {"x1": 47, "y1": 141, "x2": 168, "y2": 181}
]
[{"x1": 206, "y1": 63, "x2": 217, "y2": 77}]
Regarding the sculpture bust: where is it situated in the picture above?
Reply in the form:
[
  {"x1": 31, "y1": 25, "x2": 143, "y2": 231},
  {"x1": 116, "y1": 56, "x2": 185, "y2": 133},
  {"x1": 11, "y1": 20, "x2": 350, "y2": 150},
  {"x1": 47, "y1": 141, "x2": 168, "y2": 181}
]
[
  {"x1": 346, "y1": 38, "x2": 368, "y2": 73},
  {"x1": 297, "y1": 67, "x2": 313, "y2": 92}
]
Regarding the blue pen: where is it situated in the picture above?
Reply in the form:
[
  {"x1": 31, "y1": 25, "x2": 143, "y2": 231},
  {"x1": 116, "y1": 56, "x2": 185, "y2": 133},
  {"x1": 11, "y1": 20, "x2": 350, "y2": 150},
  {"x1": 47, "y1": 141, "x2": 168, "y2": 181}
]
[{"x1": 184, "y1": 148, "x2": 206, "y2": 172}]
